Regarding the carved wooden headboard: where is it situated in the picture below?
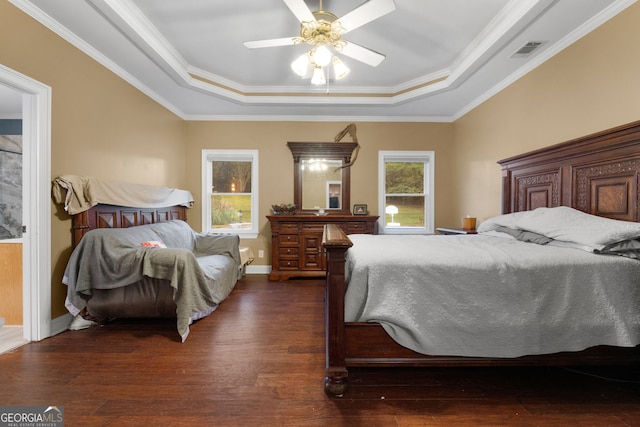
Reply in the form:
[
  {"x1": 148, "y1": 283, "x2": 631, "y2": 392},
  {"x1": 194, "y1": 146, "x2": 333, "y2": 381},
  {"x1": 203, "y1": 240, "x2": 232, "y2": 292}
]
[
  {"x1": 71, "y1": 204, "x2": 187, "y2": 247},
  {"x1": 499, "y1": 120, "x2": 640, "y2": 222}
]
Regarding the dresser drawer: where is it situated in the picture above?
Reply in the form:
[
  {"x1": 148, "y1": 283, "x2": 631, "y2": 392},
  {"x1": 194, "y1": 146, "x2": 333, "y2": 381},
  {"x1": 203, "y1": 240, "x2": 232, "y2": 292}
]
[
  {"x1": 278, "y1": 258, "x2": 299, "y2": 270},
  {"x1": 279, "y1": 246, "x2": 299, "y2": 257},
  {"x1": 279, "y1": 234, "x2": 300, "y2": 245},
  {"x1": 346, "y1": 222, "x2": 368, "y2": 234},
  {"x1": 279, "y1": 222, "x2": 300, "y2": 233},
  {"x1": 301, "y1": 222, "x2": 325, "y2": 232}
]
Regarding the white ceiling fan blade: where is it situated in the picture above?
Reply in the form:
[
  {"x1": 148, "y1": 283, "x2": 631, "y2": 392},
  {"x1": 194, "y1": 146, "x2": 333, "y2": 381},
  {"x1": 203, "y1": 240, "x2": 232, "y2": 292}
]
[
  {"x1": 243, "y1": 37, "x2": 296, "y2": 49},
  {"x1": 336, "y1": 0, "x2": 396, "y2": 33},
  {"x1": 283, "y1": 0, "x2": 316, "y2": 23},
  {"x1": 340, "y1": 41, "x2": 386, "y2": 67}
]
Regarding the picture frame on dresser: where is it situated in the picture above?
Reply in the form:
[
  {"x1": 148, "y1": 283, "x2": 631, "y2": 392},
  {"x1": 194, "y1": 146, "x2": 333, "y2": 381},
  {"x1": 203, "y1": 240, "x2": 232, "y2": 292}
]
[{"x1": 353, "y1": 204, "x2": 367, "y2": 215}]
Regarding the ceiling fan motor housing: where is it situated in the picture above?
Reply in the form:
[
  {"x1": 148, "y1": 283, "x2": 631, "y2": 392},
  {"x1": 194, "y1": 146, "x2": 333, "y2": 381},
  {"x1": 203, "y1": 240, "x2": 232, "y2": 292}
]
[{"x1": 295, "y1": 10, "x2": 346, "y2": 51}]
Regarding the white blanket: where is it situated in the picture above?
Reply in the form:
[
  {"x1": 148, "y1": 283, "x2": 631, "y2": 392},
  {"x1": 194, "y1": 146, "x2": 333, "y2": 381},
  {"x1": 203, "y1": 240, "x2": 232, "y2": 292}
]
[
  {"x1": 345, "y1": 231, "x2": 640, "y2": 358},
  {"x1": 52, "y1": 175, "x2": 194, "y2": 215}
]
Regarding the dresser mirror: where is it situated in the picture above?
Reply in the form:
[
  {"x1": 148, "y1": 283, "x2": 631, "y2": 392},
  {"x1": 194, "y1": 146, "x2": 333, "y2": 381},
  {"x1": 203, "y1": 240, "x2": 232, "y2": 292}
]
[{"x1": 287, "y1": 141, "x2": 358, "y2": 215}]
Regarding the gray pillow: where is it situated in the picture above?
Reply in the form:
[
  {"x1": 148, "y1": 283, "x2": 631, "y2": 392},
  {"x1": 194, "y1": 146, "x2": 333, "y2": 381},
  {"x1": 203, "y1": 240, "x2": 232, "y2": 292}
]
[
  {"x1": 598, "y1": 239, "x2": 640, "y2": 259},
  {"x1": 495, "y1": 226, "x2": 553, "y2": 245}
]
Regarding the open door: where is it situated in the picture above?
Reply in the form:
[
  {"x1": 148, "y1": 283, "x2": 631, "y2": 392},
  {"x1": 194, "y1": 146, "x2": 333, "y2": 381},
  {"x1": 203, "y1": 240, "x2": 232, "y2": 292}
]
[{"x1": 0, "y1": 64, "x2": 51, "y2": 342}]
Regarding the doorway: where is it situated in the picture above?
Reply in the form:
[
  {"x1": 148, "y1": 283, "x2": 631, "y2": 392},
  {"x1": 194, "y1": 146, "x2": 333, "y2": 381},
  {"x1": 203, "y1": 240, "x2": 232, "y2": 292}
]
[
  {"x1": 0, "y1": 64, "x2": 51, "y2": 345},
  {"x1": 0, "y1": 84, "x2": 24, "y2": 352}
]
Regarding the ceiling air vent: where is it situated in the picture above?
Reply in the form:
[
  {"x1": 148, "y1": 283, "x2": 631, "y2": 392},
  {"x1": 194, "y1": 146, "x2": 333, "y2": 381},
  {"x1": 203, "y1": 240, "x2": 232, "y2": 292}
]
[{"x1": 511, "y1": 41, "x2": 546, "y2": 58}]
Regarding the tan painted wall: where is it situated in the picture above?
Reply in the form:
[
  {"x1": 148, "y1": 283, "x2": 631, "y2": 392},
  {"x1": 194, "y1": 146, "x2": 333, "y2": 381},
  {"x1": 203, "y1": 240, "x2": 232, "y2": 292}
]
[
  {"x1": 184, "y1": 121, "x2": 455, "y2": 265},
  {"x1": 1, "y1": 2, "x2": 187, "y2": 318},
  {"x1": 453, "y1": 2, "x2": 640, "y2": 223}
]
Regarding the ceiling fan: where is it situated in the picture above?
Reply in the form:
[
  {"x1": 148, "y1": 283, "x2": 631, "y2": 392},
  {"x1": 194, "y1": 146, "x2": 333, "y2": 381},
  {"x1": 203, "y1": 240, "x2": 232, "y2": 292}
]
[{"x1": 243, "y1": 0, "x2": 396, "y2": 83}]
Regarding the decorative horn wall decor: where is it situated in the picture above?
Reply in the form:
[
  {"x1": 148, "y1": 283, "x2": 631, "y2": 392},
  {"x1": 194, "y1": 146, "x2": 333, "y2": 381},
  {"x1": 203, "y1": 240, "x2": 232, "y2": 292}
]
[{"x1": 333, "y1": 123, "x2": 359, "y2": 171}]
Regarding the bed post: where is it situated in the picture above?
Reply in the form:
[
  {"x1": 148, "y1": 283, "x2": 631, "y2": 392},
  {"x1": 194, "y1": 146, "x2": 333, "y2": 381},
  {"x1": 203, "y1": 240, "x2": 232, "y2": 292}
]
[
  {"x1": 501, "y1": 168, "x2": 512, "y2": 214},
  {"x1": 71, "y1": 210, "x2": 91, "y2": 247},
  {"x1": 322, "y1": 224, "x2": 353, "y2": 396}
]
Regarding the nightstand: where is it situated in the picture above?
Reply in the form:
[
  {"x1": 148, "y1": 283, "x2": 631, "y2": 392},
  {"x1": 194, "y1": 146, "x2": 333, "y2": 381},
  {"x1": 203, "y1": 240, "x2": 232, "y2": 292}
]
[{"x1": 436, "y1": 227, "x2": 477, "y2": 235}]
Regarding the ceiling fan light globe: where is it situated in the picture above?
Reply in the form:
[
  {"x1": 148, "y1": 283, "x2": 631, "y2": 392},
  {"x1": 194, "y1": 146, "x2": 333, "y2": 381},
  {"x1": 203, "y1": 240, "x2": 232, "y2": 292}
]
[
  {"x1": 332, "y1": 57, "x2": 350, "y2": 80},
  {"x1": 291, "y1": 53, "x2": 310, "y2": 77},
  {"x1": 312, "y1": 44, "x2": 332, "y2": 67},
  {"x1": 311, "y1": 66, "x2": 326, "y2": 85}
]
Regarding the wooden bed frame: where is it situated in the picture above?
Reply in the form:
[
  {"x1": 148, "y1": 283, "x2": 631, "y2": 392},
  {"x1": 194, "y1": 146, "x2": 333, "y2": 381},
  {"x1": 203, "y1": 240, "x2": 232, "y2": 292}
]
[
  {"x1": 71, "y1": 204, "x2": 187, "y2": 247},
  {"x1": 322, "y1": 119, "x2": 640, "y2": 396}
]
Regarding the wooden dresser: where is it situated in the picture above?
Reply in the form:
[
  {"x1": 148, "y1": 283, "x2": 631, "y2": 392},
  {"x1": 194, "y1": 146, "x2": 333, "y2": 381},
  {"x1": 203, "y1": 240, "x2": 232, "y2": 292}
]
[{"x1": 267, "y1": 214, "x2": 378, "y2": 281}]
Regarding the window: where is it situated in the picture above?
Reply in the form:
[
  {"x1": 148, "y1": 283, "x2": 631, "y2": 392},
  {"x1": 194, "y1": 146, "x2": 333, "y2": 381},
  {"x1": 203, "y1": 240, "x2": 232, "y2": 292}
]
[
  {"x1": 202, "y1": 150, "x2": 259, "y2": 238},
  {"x1": 378, "y1": 151, "x2": 434, "y2": 234}
]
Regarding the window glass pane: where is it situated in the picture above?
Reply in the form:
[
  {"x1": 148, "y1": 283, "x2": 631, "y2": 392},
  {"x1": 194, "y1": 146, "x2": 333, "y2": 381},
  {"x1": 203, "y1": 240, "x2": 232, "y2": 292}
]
[
  {"x1": 212, "y1": 161, "x2": 251, "y2": 193},
  {"x1": 211, "y1": 160, "x2": 252, "y2": 229},
  {"x1": 385, "y1": 162, "x2": 424, "y2": 194},
  {"x1": 210, "y1": 194, "x2": 252, "y2": 229},
  {"x1": 384, "y1": 196, "x2": 425, "y2": 228},
  {"x1": 203, "y1": 150, "x2": 258, "y2": 237},
  {"x1": 379, "y1": 151, "x2": 433, "y2": 234}
]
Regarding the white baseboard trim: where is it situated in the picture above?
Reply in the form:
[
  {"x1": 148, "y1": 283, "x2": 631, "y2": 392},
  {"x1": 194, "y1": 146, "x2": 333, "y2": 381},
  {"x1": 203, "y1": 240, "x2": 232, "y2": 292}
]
[
  {"x1": 245, "y1": 265, "x2": 271, "y2": 275},
  {"x1": 51, "y1": 313, "x2": 72, "y2": 337}
]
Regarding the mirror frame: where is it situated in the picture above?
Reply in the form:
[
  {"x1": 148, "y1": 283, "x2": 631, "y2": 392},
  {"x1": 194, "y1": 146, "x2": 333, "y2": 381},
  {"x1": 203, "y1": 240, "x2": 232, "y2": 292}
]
[{"x1": 287, "y1": 141, "x2": 358, "y2": 215}]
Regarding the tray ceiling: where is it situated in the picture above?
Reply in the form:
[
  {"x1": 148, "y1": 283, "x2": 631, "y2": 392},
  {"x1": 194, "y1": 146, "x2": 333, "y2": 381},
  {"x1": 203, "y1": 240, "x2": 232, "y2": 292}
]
[{"x1": 7, "y1": 0, "x2": 635, "y2": 121}]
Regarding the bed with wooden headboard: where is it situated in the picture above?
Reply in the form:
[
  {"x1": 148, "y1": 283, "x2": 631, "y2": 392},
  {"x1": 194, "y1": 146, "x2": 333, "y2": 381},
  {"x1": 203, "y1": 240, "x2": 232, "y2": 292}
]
[{"x1": 322, "y1": 120, "x2": 640, "y2": 397}]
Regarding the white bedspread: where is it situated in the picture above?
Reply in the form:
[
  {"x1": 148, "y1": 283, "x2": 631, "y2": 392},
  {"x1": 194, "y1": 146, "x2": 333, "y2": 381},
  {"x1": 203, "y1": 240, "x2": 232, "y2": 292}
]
[
  {"x1": 52, "y1": 175, "x2": 194, "y2": 215},
  {"x1": 345, "y1": 231, "x2": 640, "y2": 358}
]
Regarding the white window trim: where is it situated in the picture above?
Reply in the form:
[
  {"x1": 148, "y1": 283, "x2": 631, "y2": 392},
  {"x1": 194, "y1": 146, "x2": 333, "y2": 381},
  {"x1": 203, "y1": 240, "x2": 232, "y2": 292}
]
[
  {"x1": 378, "y1": 150, "x2": 435, "y2": 235},
  {"x1": 202, "y1": 149, "x2": 259, "y2": 239}
]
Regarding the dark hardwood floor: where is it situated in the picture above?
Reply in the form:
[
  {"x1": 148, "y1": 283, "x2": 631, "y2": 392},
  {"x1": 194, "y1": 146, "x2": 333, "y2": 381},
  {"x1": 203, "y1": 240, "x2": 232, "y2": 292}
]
[{"x1": 1, "y1": 275, "x2": 640, "y2": 426}]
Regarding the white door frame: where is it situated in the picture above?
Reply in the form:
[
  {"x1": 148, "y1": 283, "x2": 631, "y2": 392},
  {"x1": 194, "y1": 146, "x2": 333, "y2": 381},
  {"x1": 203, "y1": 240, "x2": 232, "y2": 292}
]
[{"x1": 0, "y1": 64, "x2": 51, "y2": 341}]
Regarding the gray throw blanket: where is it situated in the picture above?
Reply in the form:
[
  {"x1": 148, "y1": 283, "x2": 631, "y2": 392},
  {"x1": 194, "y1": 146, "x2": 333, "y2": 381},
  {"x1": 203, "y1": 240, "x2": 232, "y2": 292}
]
[{"x1": 63, "y1": 220, "x2": 241, "y2": 341}]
